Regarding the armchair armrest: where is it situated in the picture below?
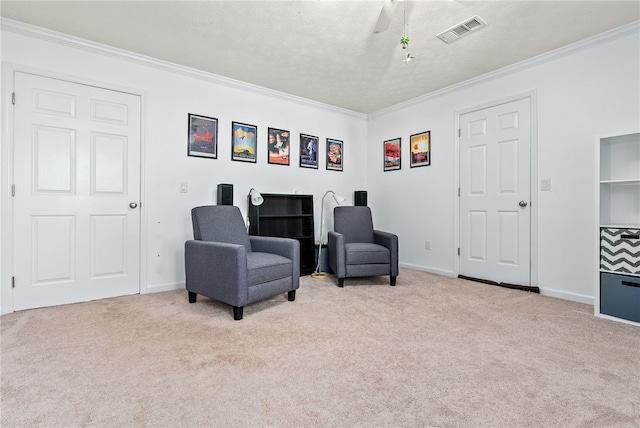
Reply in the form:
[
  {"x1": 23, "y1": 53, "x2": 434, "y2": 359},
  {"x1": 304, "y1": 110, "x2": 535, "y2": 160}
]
[
  {"x1": 374, "y1": 230, "x2": 399, "y2": 276},
  {"x1": 328, "y1": 230, "x2": 346, "y2": 278},
  {"x1": 373, "y1": 230, "x2": 396, "y2": 248},
  {"x1": 185, "y1": 240, "x2": 248, "y2": 307}
]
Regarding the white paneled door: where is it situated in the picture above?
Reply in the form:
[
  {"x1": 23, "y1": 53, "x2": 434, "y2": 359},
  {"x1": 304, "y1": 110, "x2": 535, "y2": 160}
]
[
  {"x1": 12, "y1": 72, "x2": 141, "y2": 310},
  {"x1": 459, "y1": 97, "x2": 531, "y2": 285}
]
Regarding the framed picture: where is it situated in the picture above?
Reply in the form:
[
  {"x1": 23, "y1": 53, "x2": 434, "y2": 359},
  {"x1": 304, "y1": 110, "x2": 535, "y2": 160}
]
[
  {"x1": 187, "y1": 113, "x2": 218, "y2": 159},
  {"x1": 410, "y1": 131, "x2": 430, "y2": 168},
  {"x1": 299, "y1": 134, "x2": 319, "y2": 169},
  {"x1": 231, "y1": 121, "x2": 257, "y2": 163},
  {"x1": 384, "y1": 137, "x2": 401, "y2": 171},
  {"x1": 326, "y1": 138, "x2": 343, "y2": 171},
  {"x1": 267, "y1": 127, "x2": 290, "y2": 165}
]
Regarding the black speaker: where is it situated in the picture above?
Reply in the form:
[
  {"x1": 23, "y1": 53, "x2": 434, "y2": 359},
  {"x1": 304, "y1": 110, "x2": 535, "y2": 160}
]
[
  {"x1": 354, "y1": 190, "x2": 367, "y2": 206},
  {"x1": 217, "y1": 183, "x2": 233, "y2": 205}
]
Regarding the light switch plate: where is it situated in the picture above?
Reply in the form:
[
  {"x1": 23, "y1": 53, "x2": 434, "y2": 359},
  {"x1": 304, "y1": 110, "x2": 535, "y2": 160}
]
[{"x1": 541, "y1": 179, "x2": 551, "y2": 191}]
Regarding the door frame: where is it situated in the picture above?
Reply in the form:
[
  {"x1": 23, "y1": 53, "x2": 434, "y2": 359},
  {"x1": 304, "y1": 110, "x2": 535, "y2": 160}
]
[
  {"x1": 1, "y1": 63, "x2": 148, "y2": 314},
  {"x1": 453, "y1": 91, "x2": 539, "y2": 286}
]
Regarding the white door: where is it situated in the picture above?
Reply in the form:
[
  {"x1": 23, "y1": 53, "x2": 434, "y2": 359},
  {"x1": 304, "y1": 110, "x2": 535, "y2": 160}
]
[
  {"x1": 459, "y1": 97, "x2": 531, "y2": 285},
  {"x1": 12, "y1": 72, "x2": 141, "y2": 310}
]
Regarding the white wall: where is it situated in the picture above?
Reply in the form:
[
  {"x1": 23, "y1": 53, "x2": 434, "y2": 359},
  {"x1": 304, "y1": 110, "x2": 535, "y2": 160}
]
[
  {"x1": 0, "y1": 23, "x2": 367, "y2": 307},
  {"x1": 367, "y1": 27, "x2": 640, "y2": 303},
  {"x1": 2, "y1": 20, "x2": 638, "y2": 311}
]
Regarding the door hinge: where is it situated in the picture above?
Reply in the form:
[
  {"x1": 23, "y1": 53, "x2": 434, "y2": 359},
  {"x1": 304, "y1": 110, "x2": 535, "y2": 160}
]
[
  {"x1": 11, "y1": 184, "x2": 15, "y2": 196},
  {"x1": 458, "y1": 128, "x2": 461, "y2": 137},
  {"x1": 458, "y1": 187, "x2": 460, "y2": 197},
  {"x1": 11, "y1": 92, "x2": 15, "y2": 105},
  {"x1": 12, "y1": 276, "x2": 15, "y2": 288},
  {"x1": 457, "y1": 247, "x2": 460, "y2": 256}
]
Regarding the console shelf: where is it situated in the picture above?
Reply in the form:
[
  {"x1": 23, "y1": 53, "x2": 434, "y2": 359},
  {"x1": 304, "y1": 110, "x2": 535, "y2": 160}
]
[{"x1": 248, "y1": 193, "x2": 315, "y2": 276}]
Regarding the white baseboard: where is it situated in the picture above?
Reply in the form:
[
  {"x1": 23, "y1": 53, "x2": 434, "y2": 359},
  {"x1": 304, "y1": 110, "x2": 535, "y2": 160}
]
[
  {"x1": 539, "y1": 287, "x2": 594, "y2": 305},
  {"x1": 400, "y1": 263, "x2": 595, "y2": 306},
  {"x1": 144, "y1": 282, "x2": 185, "y2": 294},
  {"x1": 595, "y1": 313, "x2": 640, "y2": 327},
  {"x1": 399, "y1": 263, "x2": 455, "y2": 278}
]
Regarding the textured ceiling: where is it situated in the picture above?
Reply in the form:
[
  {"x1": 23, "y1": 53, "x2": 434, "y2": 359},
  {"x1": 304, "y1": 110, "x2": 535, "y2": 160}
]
[{"x1": 1, "y1": 0, "x2": 639, "y2": 113}]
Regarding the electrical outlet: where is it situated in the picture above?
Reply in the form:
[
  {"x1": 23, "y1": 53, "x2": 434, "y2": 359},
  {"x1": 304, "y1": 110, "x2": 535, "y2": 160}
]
[{"x1": 425, "y1": 240, "x2": 431, "y2": 250}]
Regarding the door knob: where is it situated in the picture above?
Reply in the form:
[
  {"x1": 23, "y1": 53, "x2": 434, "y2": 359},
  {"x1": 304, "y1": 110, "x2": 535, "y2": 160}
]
[
  {"x1": 518, "y1": 200, "x2": 528, "y2": 208},
  {"x1": 129, "y1": 202, "x2": 138, "y2": 209}
]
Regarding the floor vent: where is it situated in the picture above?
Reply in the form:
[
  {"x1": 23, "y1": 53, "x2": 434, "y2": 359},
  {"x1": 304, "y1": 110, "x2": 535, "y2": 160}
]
[{"x1": 437, "y1": 16, "x2": 487, "y2": 44}]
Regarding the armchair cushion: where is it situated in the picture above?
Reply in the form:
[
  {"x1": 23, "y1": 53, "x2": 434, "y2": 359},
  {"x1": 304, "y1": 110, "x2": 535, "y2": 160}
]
[
  {"x1": 345, "y1": 243, "x2": 390, "y2": 265},
  {"x1": 334, "y1": 206, "x2": 375, "y2": 244},
  {"x1": 191, "y1": 205, "x2": 252, "y2": 252},
  {"x1": 247, "y1": 252, "x2": 293, "y2": 286}
]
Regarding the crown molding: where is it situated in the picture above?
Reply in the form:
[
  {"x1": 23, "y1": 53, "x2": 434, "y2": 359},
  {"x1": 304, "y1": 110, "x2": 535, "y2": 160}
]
[
  {"x1": 369, "y1": 20, "x2": 640, "y2": 119},
  {"x1": 0, "y1": 18, "x2": 367, "y2": 120},
  {"x1": 2, "y1": 17, "x2": 637, "y2": 121}
]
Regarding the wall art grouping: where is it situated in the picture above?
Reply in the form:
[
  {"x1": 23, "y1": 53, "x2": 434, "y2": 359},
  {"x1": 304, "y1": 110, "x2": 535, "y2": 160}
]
[
  {"x1": 383, "y1": 130, "x2": 431, "y2": 171},
  {"x1": 326, "y1": 138, "x2": 343, "y2": 171},
  {"x1": 410, "y1": 131, "x2": 430, "y2": 168},
  {"x1": 383, "y1": 138, "x2": 401, "y2": 171},
  {"x1": 188, "y1": 113, "x2": 342, "y2": 171},
  {"x1": 299, "y1": 134, "x2": 319, "y2": 169},
  {"x1": 268, "y1": 128, "x2": 290, "y2": 165},
  {"x1": 188, "y1": 113, "x2": 218, "y2": 159},
  {"x1": 231, "y1": 121, "x2": 257, "y2": 163}
]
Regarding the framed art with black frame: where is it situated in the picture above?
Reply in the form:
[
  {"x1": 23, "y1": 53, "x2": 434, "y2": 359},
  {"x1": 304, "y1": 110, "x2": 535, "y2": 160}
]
[
  {"x1": 410, "y1": 131, "x2": 430, "y2": 168},
  {"x1": 231, "y1": 121, "x2": 257, "y2": 163},
  {"x1": 383, "y1": 137, "x2": 401, "y2": 171},
  {"x1": 267, "y1": 127, "x2": 290, "y2": 165},
  {"x1": 326, "y1": 138, "x2": 343, "y2": 171},
  {"x1": 299, "y1": 134, "x2": 319, "y2": 169},
  {"x1": 187, "y1": 113, "x2": 218, "y2": 159}
]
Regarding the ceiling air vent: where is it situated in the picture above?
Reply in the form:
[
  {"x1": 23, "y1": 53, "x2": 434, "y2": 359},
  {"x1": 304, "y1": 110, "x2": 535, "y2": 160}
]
[{"x1": 437, "y1": 16, "x2": 487, "y2": 44}]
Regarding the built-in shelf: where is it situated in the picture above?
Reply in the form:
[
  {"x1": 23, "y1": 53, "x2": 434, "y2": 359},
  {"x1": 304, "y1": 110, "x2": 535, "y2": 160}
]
[
  {"x1": 600, "y1": 133, "x2": 640, "y2": 181},
  {"x1": 600, "y1": 224, "x2": 640, "y2": 229},
  {"x1": 597, "y1": 132, "x2": 640, "y2": 325},
  {"x1": 600, "y1": 179, "x2": 640, "y2": 184},
  {"x1": 600, "y1": 269, "x2": 640, "y2": 278}
]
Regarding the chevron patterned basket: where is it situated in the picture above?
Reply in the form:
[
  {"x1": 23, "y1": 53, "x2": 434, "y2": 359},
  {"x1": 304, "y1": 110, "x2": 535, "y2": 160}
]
[{"x1": 600, "y1": 228, "x2": 640, "y2": 274}]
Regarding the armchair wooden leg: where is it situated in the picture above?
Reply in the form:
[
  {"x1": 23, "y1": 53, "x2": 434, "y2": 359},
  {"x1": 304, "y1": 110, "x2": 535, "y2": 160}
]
[
  {"x1": 188, "y1": 291, "x2": 197, "y2": 303},
  {"x1": 338, "y1": 278, "x2": 344, "y2": 288},
  {"x1": 390, "y1": 276, "x2": 397, "y2": 286},
  {"x1": 287, "y1": 290, "x2": 296, "y2": 301},
  {"x1": 233, "y1": 306, "x2": 244, "y2": 321}
]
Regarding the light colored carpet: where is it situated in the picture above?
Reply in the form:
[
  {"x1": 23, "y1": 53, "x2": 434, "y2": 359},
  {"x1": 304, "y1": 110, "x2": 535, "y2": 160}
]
[{"x1": 1, "y1": 268, "x2": 639, "y2": 427}]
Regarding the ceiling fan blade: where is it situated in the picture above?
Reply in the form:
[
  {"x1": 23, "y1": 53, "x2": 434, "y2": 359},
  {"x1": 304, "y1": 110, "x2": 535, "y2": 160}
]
[{"x1": 373, "y1": 0, "x2": 399, "y2": 34}]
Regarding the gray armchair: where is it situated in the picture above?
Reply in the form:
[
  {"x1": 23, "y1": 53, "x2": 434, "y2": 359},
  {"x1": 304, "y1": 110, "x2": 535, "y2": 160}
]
[
  {"x1": 185, "y1": 205, "x2": 300, "y2": 320},
  {"x1": 328, "y1": 206, "x2": 398, "y2": 287}
]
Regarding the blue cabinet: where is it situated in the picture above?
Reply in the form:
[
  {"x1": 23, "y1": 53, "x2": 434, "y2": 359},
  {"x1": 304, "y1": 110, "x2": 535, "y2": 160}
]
[{"x1": 600, "y1": 272, "x2": 640, "y2": 323}]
